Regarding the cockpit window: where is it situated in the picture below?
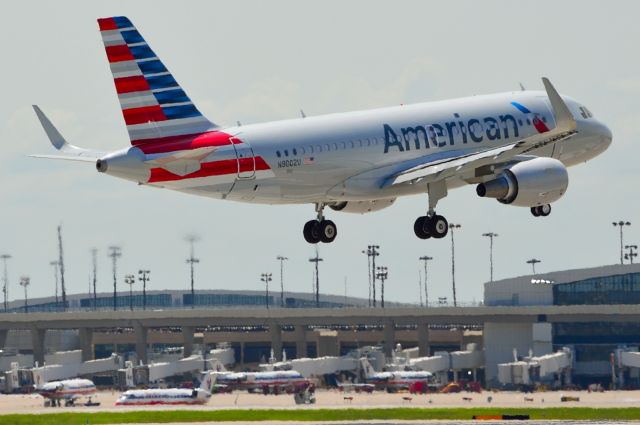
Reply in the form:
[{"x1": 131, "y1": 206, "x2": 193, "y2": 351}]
[{"x1": 579, "y1": 106, "x2": 593, "y2": 119}]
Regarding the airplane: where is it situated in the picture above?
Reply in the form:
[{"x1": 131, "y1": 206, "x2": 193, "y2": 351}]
[
  {"x1": 33, "y1": 16, "x2": 612, "y2": 244},
  {"x1": 37, "y1": 378, "x2": 97, "y2": 407},
  {"x1": 116, "y1": 387, "x2": 211, "y2": 406},
  {"x1": 209, "y1": 370, "x2": 311, "y2": 395},
  {"x1": 360, "y1": 358, "x2": 433, "y2": 392},
  {"x1": 116, "y1": 377, "x2": 211, "y2": 406}
]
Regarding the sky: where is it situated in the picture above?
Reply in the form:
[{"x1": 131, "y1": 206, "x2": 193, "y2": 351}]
[{"x1": 0, "y1": 1, "x2": 638, "y2": 306}]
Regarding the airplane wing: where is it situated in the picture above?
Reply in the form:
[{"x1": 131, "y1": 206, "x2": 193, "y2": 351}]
[
  {"x1": 383, "y1": 78, "x2": 577, "y2": 187},
  {"x1": 31, "y1": 105, "x2": 105, "y2": 162}
]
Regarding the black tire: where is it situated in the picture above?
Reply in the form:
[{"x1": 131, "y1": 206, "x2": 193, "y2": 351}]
[
  {"x1": 303, "y1": 220, "x2": 320, "y2": 244},
  {"x1": 319, "y1": 220, "x2": 337, "y2": 243},
  {"x1": 427, "y1": 215, "x2": 449, "y2": 238},
  {"x1": 530, "y1": 207, "x2": 540, "y2": 217},
  {"x1": 413, "y1": 216, "x2": 431, "y2": 239},
  {"x1": 539, "y1": 204, "x2": 551, "y2": 217}
]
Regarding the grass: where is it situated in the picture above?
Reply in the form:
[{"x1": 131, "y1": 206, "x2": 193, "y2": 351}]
[{"x1": 3, "y1": 407, "x2": 640, "y2": 424}]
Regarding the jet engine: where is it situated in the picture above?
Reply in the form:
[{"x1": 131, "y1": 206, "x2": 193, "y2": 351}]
[
  {"x1": 475, "y1": 157, "x2": 568, "y2": 207},
  {"x1": 329, "y1": 199, "x2": 396, "y2": 214}
]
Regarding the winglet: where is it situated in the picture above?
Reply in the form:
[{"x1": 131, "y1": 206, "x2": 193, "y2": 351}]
[{"x1": 542, "y1": 78, "x2": 576, "y2": 133}]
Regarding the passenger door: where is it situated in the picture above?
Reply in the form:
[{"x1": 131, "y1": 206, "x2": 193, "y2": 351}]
[{"x1": 230, "y1": 137, "x2": 255, "y2": 179}]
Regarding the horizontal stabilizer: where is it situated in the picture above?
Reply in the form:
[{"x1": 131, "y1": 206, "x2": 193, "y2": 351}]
[{"x1": 32, "y1": 105, "x2": 105, "y2": 161}]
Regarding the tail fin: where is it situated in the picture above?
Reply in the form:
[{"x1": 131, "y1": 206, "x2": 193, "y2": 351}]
[
  {"x1": 97, "y1": 16, "x2": 217, "y2": 146},
  {"x1": 359, "y1": 358, "x2": 375, "y2": 379}
]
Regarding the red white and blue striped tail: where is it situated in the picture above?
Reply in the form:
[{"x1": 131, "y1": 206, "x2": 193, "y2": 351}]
[{"x1": 97, "y1": 16, "x2": 217, "y2": 146}]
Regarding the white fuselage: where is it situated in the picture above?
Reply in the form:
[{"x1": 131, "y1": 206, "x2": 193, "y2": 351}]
[{"x1": 102, "y1": 90, "x2": 611, "y2": 206}]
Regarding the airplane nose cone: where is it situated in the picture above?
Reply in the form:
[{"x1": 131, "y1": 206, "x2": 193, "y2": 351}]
[{"x1": 599, "y1": 122, "x2": 613, "y2": 149}]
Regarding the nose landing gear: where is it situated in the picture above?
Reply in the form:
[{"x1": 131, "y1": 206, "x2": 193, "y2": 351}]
[
  {"x1": 530, "y1": 204, "x2": 551, "y2": 217},
  {"x1": 303, "y1": 203, "x2": 337, "y2": 244}
]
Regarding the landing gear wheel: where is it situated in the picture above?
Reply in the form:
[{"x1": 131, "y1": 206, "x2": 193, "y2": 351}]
[
  {"x1": 413, "y1": 216, "x2": 431, "y2": 239},
  {"x1": 319, "y1": 220, "x2": 337, "y2": 243},
  {"x1": 539, "y1": 204, "x2": 551, "y2": 217},
  {"x1": 303, "y1": 220, "x2": 321, "y2": 244},
  {"x1": 427, "y1": 215, "x2": 449, "y2": 239},
  {"x1": 530, "y1": 204, "x2": 551, "y2": 217}
]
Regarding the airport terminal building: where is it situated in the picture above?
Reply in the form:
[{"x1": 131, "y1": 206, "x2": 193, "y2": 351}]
[
  {"x1": 1, "y1": 263, "x2": 640, "y2": 388},
  {"x1": 484, "y1": 263, "x2": 640, "y2": 386}
]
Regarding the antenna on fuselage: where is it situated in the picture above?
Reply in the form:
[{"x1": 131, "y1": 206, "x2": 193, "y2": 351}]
[
  {"x1": 519, "y1": 82, "x2": 526, "y2": 91},
  {"x1": 236, "y1": 121, "x2": 242, "y2": 127},
  {"x1": 300, "y1": 109, "x2": 306, "y2": 118}
]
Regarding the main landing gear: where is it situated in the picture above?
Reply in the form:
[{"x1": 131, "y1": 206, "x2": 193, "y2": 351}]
[
  {"x1": 303, "y1": 204, "x2": 337, "y2": 244},
  {"x1": 414, "y1": 181, "x2": 450, "y2": 240},
  {"x1": 414, "y1": 214, "x2": 449, "y2": 239},
  {"x1": 530, "y1": 204, "x2": 551, "y2": 217}
]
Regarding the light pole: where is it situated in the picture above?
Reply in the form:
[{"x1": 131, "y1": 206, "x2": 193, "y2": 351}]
[
  {"x1": 308, "y1": 247, "x2": 323, "y2": 307},
  {"x1": 361, "y1": 249, "x2": 372, "y2": 307},
  {"x1": 276, "y1": 256, "x2": 288, "y2": 307},
  {"x1": 376, "y1": 266, "x2": 388, "y2": 308},
  {"x1": 108, "y1": 246, "x2": 122, "y2": 311},
  {"x1": 91, "y1": 248, "x2": 97, "y2": 310},
  {"x1": 261, "y1": 273, "x2": 272, "y2": 309},
  {"x1": 449, "y1": 224, "x2": 462, "y2": 307},
  {"x1": 124, "y1": 274, "x2": 135, "y2": 311},
  {"x1": 482, "y1": 232, "x2": 498, "y2": 282},
  {"x1": 613, "y1": 221, "x2": 631, "y2": 265},
  {"x1": 419, "y1": 256, "x2": 433, "y2": 306},
  {"x1": 19, "y1": 276, "x2": 30, "y2": 313},
  {"x1": 57, "y1": 225, "x2": 67, "y2": 312},
  {"x1": 527, "y1": 258, "x2": 541, "y2": 274},
  {"x1": 49, "y1": 261, "x2": 59, "y2": 306},
  {"x1": 625, "y1": 245, "x2": 638, "y2": 264},
  {"x1": 0, "y1": 254, "x2": 10, "y2": 312},
  {"x1": 185, "y1": 235, "x2": 200, "y2": 309},
  {"x1": 365, "y1": 245, "x2": 380, "y2": 307},
  {"x1": 138, "y1": 270, "x2": 150, "y2": 310}
]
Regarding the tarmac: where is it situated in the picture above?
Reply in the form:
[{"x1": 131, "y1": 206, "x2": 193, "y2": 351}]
[{"x1": 1, "y1": 388, "x2": 640, "y2": 414}]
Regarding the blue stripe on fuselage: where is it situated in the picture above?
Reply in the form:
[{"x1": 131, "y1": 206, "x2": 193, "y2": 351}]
[{"x1": 511, "y1": 101, "x2": 531, "y2": 113}]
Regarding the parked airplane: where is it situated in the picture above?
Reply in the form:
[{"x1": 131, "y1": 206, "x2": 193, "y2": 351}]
[
  {"x1": 116, "y1": 377, "x2": 212, "y2": 406},
  {"x1": 37, "y1": 378, "x2": 97, "y2": 407},
  {"x1": 209, "y1": 370, "x2": 311, "y2": 395},
  {"x1": 360, "y1": 358, "x2": 433, "y2": 392},
  {"x1": 33, "y1": 16, "x2": 612, "y2": 244}
]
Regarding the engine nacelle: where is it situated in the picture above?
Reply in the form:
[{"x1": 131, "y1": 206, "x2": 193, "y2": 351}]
[
  {"x1": 329, "y1": 199, "x2": 396, "y2": 214},
  {"x1": 476, "y1": 157, "x2": 568, "y2": 207}
]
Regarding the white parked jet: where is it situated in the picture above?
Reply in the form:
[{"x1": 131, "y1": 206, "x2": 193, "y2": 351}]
[
  {"x1": 33, "y1": 16, "x2": 612, "y2": 244},
  {"x1": 37, "y1": 378, "x2": 97, "y2": 407}
]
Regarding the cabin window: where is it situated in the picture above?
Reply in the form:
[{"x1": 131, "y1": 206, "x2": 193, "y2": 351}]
[
  {"x1": 308, "y1": 146, "x2": 314, "y2": 153},
  {"x1": 349, "y1": 140, "x2": 355, "y2": 148},
  {"x1": 526, "y1": 118, "x2": 531, "y2": 126},
  {"x1": 324, "y1": 144, "x2": 330, "y2": 151},
  {"x1": 316, "y1": 145, "x2": 322, "y2": 152},
  {"x1": 293, "y1": 148, "x2": 298, "y2": 155},
  {"x1": 332, "y1": 143, "x2": 338, "y2": 150},
  {"x1": 284, "y1": 149, "x2": 289, "y2": 157},
  {"x1": 340, "y1": 142, "x2": 346, "y2": 149},
  {"x1": 276, "y1": 151, "x2": 281, "y2": 158}
]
